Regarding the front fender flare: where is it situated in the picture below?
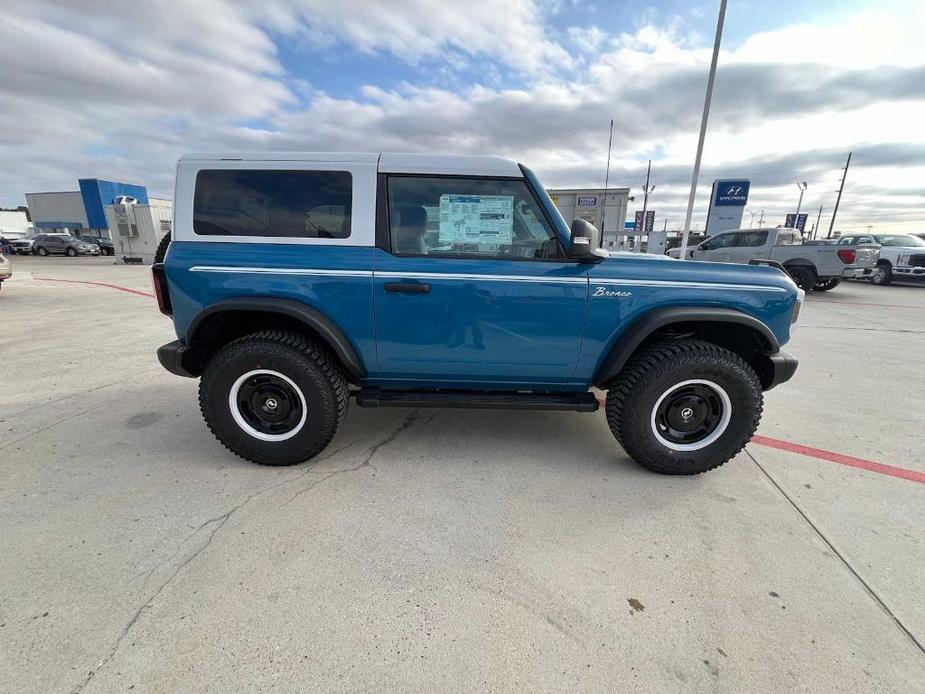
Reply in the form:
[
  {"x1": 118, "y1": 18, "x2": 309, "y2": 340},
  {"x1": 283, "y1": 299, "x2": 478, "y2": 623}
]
[{"x1": 592, "y1": 306, "x2": 780, "y2": 387}]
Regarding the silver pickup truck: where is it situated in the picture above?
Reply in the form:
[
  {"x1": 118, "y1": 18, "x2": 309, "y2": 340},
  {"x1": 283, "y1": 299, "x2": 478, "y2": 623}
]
[{"x1": 668, "y1": 228, "x2": 879, "y2": 291}]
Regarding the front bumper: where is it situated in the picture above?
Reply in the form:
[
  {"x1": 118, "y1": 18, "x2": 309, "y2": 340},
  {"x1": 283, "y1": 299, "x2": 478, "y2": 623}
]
[
  {"x1": 842, "y1": 267, "x2": 874, "y2": 279},
  {"x1": 156, "y1": 340, "x2": 198, "y2": 378},
  {"x1": 894, "y1": 266, "x2": 925, "y2": 278}
]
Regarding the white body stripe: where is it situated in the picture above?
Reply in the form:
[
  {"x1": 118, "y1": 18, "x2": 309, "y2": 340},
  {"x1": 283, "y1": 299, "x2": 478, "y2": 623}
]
[{"x1": 189, "y1": 265, "x2": 785, "y2": 291}]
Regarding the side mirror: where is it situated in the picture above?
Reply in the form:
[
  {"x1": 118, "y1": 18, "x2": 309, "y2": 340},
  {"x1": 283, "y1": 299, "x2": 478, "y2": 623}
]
[{"x1": 567, "y1": 219, "x2": 605, "y2": 261}]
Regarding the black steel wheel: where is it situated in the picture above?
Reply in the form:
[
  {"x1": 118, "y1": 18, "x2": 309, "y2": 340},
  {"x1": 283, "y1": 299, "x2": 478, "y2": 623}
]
[{"x1": 606, "y1": 339, "x2": 763, "y2": 475}]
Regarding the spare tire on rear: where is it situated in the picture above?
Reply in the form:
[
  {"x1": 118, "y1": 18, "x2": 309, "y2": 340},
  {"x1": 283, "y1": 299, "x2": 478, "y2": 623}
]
[{"x1": 153, "y1": 232, "x2": 171, "y2": 263}]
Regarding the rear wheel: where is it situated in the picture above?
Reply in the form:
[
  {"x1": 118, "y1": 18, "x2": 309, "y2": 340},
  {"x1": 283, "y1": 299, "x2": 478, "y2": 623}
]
[
  {"x1": 606, "y1": 339, "x2": 763, "y2": 475},
  {"x1": 813, "y1": 278, "x2": 841, "y2": 291},
  {"x1": 786, "y1": 265, "x2": 816, "y2": 291},
  {"x1": 870, "y1": 263, "x2": 892, "y2": 286},
  {"x1": 199, "y1": 331, "x2": 349, "y2": 466}
]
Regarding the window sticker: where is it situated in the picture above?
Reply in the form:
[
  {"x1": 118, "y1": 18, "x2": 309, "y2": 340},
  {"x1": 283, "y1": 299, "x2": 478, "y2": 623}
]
[{"x1": 438, "y1": 194, "x2": 513, "y2": 244}]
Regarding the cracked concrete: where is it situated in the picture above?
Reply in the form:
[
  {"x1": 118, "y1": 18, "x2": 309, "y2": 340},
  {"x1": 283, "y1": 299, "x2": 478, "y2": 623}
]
[{"x1": 2, "y1": 258, "x2": 924, "y2": 693}]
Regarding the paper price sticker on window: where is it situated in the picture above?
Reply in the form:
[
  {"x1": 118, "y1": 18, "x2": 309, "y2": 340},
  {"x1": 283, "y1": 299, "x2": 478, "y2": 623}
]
[{"x1": 439, "y1": 194, "x2": 513, "y2": 244}]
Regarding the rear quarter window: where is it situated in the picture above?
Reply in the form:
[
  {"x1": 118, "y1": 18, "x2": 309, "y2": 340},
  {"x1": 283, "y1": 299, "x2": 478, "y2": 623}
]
[{"x1": 193, "y1": 169, "x2": 352, "y2": 239}]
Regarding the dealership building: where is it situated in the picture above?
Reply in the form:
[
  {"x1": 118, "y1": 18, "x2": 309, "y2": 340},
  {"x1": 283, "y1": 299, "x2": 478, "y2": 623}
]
[
  {"x1": 25, "y1": 178, "x2": 172, "y2": 262},
  {"x1": 546, "y1": 187, "x2": 631, "y2": 250}
]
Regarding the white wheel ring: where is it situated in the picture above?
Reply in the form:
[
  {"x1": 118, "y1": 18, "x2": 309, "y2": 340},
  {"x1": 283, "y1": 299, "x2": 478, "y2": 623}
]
[
  {"x1": 650, "y1": 379, "x2": 732, "y2": 452},
  {"x1": 229, "y1": 369, "x2": 308, "y2": 442}
]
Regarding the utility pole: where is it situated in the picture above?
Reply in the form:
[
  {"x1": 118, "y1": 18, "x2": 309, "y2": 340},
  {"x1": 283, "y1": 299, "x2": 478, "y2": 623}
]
[
  {"x1": 813, "y1": 204, "x2": 823, "y2": 239},
  {"x1": 757, "y1": 209, "x2": 764, "y2": 226},
  {"x1": 827, "y1": 151, "x2": 852, "y2": 238},
  {"x1": 679, "y1": 0, "x2": 727, "y2": 260},
  {"x1": 637, "y1": 159, "x2": 654, "y2": 253},
  {"x1": 793, "y1": 182, "x2": 807, "y2": 229},
  {"x1": 601, "y1": 119, "x2": 614, "y2": 244}
]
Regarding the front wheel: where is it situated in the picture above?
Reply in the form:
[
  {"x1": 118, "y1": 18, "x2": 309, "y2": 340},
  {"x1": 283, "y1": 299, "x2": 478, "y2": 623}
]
[
  {"x1": 37, "y1": 247, "x2": 48, "y2": 256},
  {"x1": 870, "y1": 263, "x2": 892, "y2": 286},
  {"x1": 606, "y1": 339, "x2": 763, "y2": 475},
  {"x1": 199, "y1": 331, "x2": 349, "y2": 466},
  {"x1": 65, "y1": 247, "x2": 77, "y2": 257},
  {"x1": 813, "y1": 278, "x2": 841, "y2": 291}
]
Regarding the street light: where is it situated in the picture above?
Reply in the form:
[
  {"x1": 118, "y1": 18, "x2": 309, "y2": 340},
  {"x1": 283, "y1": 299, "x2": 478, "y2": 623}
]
[{"x1": 793, "y1": 181, "x2": 808, "y2": 231}]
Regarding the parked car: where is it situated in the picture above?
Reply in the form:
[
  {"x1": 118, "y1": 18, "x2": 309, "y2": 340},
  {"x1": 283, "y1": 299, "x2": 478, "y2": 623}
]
[
  {"x1": 77, "y1": 234, "x2": 115, "y2": 255},
  {"x1": 836, "y1": 233, "x2": 925, "y2": 285},
  {"x1": 0, "y1": 252, "x2": 10, "y2": 290},
  {"x1": 9, "y1": 233, "x2": 38, "y2": 255},
  {"x1": 32, "y1": 233, "x2": 101, "y2": 257},
  {"x1": 152, "y1": 152, "x2": 803, "y2": 476},
  {"x1": 668, "y1": 227, "x2": 879, "y2": 290}
]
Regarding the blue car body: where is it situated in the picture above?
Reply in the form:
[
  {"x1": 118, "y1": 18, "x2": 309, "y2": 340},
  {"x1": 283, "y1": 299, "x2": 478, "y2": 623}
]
[{"x1": 156, "y1": 153, "x2": 800, "y2": 394}]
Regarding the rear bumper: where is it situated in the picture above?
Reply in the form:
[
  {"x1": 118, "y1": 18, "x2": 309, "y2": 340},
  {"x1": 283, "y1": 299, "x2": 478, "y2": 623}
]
[
  {"x1": 156, "y1": 340, "x2": 198, "y2": 378},
  {"x1": 765, "y1": 350, "x2": 798, "y2": 390},
  {"x1": 842, "y1": 267, "x2": 874, "y2": 278}
]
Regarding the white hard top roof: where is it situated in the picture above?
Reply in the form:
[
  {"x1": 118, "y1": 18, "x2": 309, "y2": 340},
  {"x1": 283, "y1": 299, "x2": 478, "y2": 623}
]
[{"x1": 179, "y1": 152, "x2": 522, "y2": 177}]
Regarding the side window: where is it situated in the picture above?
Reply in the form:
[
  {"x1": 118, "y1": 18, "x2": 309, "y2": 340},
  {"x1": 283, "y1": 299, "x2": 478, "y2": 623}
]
[
  {"x1": 837, "y1": 237, "x2": 852, "y2": 245},
  {"x1": 701, "y1": 233, "x2": 734, "y2": 250},
  {"x1": 734, "y1": 230, "x2": 769, "y2": 247},
  {"x1": 387, "y1": 176, "x2": 562, "y2": 259},
  {"x1": 774, "y1": 231, "x2": 799, "y2": 246},
  {"x1": 193, "y1": 169, "x2": 352, "y2": 238}
]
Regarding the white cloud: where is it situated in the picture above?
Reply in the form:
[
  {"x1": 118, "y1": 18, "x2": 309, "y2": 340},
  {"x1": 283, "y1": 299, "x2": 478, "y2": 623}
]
[{"x1": 0, "y1": 1, "x2": 922, "y2": 232}]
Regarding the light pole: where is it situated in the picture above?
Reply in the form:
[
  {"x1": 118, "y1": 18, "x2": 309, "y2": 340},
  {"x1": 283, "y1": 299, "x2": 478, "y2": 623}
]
[
  {"x1": 637, "y1": 159, "x2": 655, "y2": 253},
  {"x1": 747, "y1": 210, "x2": 757, "y2": 228},
  {"x1": 679, "y1": 0, "x2": 727, "y2": 260},
  {"x1": 757, "y1": 209, "x2": 764, "y2": 226},
  {"x1": 791, "y1": 181, "x2": 807, "y2": 231}
]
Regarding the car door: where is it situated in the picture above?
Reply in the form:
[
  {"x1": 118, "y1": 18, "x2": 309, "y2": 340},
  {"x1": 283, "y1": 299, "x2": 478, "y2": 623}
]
[
  {"x1": 728, "y1": 229, "x2": 770, "y2": 263},
  {"x1": 372, "y1": 173, "x2": 588, "y2": 388}
]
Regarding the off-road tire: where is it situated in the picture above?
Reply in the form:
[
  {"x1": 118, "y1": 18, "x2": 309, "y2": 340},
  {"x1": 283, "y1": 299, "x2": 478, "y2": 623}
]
[
  {"x1": 199, "y1": 330, "x2": 349, "y2": 466},
  {"x1": 813, "y1": 278, "x2": 841, "y2": 291},
  {"x1": 605, "y1": 339, "x2": 763, "y2": 475},
  {"x1": 153, "y1": 232, "x2": 171, "y2": 264},
  {"x1": 870, "y1": 262, "x2": 892, "y2": 286},
  {"x1": 787, "y1": 265, "x2": 816, "y2": 291}
]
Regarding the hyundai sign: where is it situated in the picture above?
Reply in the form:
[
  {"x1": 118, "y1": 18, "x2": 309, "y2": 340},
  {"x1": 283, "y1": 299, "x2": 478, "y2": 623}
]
[{"x1": 706, "y1": 179, "x2": 751, "y2": 234}]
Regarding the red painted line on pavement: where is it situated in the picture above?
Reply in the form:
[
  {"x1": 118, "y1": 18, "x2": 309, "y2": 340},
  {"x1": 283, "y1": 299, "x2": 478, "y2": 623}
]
[
  {"x1": 33, "y1": 276, "x2": 154, "y2": 298},
  {"x1": 750, "y1": 434, "x2": 925, "y2": 485},
  {"x1": 593, "y1": 396, "x2": 923, "y2": 484}
]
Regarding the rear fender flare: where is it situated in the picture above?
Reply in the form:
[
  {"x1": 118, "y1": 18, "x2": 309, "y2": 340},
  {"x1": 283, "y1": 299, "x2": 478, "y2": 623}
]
[{"x1": 186, "y1": 297, "x2": 366, "y2": 381}]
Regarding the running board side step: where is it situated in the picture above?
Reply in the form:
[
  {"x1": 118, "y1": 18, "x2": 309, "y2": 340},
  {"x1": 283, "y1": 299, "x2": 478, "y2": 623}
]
[{"x1": 355, "y1": 388, "x2": 599, "y2": 412}]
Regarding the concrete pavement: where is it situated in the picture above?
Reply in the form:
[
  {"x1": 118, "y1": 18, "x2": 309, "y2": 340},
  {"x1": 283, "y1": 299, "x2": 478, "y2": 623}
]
[{"x1": 1, "y1": 256, "x2": 923, "y2": 692}]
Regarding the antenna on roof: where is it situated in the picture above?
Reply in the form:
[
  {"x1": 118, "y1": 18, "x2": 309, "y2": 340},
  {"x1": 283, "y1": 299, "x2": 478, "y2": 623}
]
[{"x1": 601, "y1": 119, "x2": 614, "y2": 239}]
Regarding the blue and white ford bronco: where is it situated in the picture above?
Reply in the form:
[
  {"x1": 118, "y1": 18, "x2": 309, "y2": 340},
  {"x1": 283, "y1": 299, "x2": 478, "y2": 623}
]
[{"x1": 153, "y1": 152, "x2": 801, "y2": 475}]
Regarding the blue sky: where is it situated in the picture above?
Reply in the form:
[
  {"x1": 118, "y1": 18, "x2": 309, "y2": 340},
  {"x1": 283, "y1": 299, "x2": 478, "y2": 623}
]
[{"x1": 1, "y1": 0, "x2": 922, "y2": 231}]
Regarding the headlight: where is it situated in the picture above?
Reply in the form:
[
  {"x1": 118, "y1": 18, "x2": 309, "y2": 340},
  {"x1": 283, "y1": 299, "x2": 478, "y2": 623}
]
[{"x1": 897, "y1": 253, "x2": 909, "y2": 266}]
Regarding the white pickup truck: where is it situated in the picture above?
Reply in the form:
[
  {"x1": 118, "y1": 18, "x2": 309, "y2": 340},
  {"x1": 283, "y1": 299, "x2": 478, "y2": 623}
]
[
  {"x1": 668, "y1": 227, "x2": 879, "y2": 291},
  {"x1": 835, "y1": 233, "x2": 925, "y2": 285}
]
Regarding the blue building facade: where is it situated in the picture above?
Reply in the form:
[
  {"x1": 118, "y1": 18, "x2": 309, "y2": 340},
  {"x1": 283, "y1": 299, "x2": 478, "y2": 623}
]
[{"x1": 78, "y1": 179, "x2": 149, "y2": 230}]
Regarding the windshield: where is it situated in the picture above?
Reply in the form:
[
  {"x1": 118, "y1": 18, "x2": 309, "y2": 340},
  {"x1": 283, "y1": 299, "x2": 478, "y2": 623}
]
[{"x1": 873, "y1": 234, "x2": 925, "y2": 247}]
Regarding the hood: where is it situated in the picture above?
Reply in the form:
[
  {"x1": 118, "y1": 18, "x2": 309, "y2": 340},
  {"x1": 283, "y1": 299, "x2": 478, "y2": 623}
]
[{"x1": 588, "y1": 252, "x2": 798, "y2": 294}]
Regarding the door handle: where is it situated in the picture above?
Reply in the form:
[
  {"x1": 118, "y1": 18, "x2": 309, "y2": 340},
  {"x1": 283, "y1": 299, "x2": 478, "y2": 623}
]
[{"x1": 385, "y1": 282, "x2": 431, "y2": 294}]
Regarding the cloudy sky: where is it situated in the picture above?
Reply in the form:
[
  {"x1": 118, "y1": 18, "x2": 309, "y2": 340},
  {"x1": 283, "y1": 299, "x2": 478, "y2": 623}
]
[{"x1": 1, "y1": 0, "x2": 923, "y2": 233}]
